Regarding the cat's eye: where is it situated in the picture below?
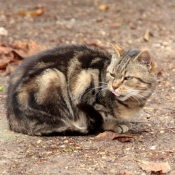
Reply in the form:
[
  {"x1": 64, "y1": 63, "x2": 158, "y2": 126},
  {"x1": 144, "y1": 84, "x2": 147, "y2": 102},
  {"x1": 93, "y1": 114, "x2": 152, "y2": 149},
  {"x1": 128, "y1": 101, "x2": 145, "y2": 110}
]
[
  {"x1": 124, "y1": 76, "x2": 133, "y2": 80},
  {"x1": 110, "y1": 73, "x2": 115, "y2": 77}
]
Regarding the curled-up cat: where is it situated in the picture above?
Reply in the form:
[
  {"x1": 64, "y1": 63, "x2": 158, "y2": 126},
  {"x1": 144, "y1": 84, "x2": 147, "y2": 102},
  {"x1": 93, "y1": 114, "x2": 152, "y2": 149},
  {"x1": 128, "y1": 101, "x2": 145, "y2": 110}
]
[{"x1": 6, "y1": 44, "x2": 157, "y2": 136}]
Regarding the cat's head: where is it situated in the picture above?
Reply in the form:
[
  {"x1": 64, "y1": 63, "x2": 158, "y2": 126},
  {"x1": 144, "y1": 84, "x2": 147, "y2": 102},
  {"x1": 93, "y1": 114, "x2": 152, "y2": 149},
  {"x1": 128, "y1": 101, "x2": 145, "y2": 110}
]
[{"x1": 106, "y1": 44, "x2": 157, "y2": 104}]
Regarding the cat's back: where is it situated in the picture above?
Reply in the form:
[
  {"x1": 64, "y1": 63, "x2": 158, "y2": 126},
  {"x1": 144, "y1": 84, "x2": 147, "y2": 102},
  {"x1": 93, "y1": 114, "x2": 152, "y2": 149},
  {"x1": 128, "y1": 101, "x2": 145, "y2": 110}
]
[
  {"x1": 7, "y1": 45, "x2": 111, "y2": 103},
  {"x1": 10, "y1": 45, "x2": 110, "y2": 80},
  {"x1": 10, "y1": 45, "x2": 107, "y2": 77}
]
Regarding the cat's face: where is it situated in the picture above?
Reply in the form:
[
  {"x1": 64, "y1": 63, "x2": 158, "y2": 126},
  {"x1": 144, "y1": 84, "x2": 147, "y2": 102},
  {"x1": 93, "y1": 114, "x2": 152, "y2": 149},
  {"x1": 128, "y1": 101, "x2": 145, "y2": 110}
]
[{"x1": 106, "y1": 45, "x2": 157, "y2": 102}]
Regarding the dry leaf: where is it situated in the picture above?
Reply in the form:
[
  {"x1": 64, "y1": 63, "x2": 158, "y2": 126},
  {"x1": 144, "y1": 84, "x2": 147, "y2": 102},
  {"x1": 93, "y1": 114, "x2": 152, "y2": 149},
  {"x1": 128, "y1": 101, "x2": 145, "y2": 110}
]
[
  {"x1": 143, "y1": 29, "x2": 153, "y2": 42},
  {"x1": 95, "y1": 131, "x2": 133, "y2": 142},
  {"x1": 0, "y1": 41, "x2": 46, "y2": 75},
  {"x1": 117, "y1": 137, "x2": 132, "y2": 143},
  {"x1": 98, "y1": 4, "x2": 110, "y2": 11},
  {"x1": 0, "y1": 59, "x2": 11, "y2": 69},
  {"x1": 17, "y1": 10, "x2": 26, "y2": 16},
  {"x1": 157, "y1": 69, "x2": 163, "y2": 77},
  {"x1": 109, "y1": 23, "x2": 121, "y2": 29},
  {"x1": 11, "y1": 50, "x2": 25, "y2": 60},
  {"x1": 0, "y1": 45, "x2": 11, "y2": 54},
  {"x1": 27, "y1": 8, "x2": 46, "y2": 17},
  {"x1": 11, "y1": 40, "x2": 46, "y2": 58},
  {"x1": 3, "y1": 64, "x2": 15, "y2": 76},
  {"x1": 136, "y1": 160, "x2": 171, "y2": 173},
  {"x1": 17, "y1": 8, "x2": 46, "y2": 17}
]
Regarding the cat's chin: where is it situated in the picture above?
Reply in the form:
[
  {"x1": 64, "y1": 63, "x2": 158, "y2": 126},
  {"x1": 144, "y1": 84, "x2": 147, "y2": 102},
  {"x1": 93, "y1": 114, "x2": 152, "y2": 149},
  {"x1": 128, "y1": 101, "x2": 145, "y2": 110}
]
[{"x1": 117, "y1": 96, "x2": 128, "y2": 102}]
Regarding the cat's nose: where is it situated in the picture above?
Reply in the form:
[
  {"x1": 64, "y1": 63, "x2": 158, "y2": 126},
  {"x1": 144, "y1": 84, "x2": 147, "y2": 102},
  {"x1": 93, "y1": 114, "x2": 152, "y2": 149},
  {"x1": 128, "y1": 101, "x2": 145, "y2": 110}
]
[
  {"x1": 112, "y1": 80, "x2": 120, "y2": 90},
  {"x1": 112, "y1": 84, "x2": 118, "y2": 90}
]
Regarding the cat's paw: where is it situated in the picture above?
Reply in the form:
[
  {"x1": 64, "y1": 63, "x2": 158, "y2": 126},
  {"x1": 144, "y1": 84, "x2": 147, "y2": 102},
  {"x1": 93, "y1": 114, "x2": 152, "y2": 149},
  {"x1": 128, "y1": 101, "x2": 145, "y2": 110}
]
[
  {"x1": 114, "y1": 123, "x2": 132, "y2": 133},
  {"x1": 114, "y1": 124, "x2": 129, "y2": 133}
]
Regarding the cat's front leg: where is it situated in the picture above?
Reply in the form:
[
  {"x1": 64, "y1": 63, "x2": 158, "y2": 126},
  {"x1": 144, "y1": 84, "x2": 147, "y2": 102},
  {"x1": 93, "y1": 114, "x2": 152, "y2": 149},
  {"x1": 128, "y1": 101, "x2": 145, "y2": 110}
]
[{"x1": 102, "y1": 121, "x2": 132, "y2": 133}]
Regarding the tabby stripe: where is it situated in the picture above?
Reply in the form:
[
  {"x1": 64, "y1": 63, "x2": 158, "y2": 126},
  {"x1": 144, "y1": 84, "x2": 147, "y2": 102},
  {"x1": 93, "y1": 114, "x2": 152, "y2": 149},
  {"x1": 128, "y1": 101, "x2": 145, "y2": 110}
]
[
  {"x1": 135, "y1": 77, "x2": 151, "y2": 85},
  {"x1": 117, "y1": 54, "x2": 131, "y2": 73},
  {"x1": 120, "y1": 56, "x2": 131, "y2": 73}
]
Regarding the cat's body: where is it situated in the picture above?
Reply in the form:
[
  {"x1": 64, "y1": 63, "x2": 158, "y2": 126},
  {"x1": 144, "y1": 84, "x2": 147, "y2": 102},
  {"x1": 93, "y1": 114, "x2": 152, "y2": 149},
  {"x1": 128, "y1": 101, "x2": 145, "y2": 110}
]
[{"x1": 6, "y1": 45, "x2": 157, "y2": 135}]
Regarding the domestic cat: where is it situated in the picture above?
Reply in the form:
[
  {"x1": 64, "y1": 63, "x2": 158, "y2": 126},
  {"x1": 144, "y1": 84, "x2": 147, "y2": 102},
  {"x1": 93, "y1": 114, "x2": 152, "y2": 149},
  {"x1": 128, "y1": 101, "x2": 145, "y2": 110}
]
[{"x1": 6, "y1": 44, "x2": 157, "y2": 136}]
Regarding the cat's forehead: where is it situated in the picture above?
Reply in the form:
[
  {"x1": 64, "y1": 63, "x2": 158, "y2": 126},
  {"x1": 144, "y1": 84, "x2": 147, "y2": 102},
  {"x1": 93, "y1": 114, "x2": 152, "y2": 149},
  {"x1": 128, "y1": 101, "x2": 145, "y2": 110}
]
[{"x1": 114, "y1": 49, "x2": 141, "y2": 74}]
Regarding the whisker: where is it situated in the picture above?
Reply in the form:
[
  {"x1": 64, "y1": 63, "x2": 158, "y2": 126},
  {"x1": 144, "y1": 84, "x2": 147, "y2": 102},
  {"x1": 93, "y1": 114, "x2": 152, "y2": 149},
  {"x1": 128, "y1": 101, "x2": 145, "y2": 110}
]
[
  {"x1": 99, "y1": 82, "x2": 108, "y2": 85},
  {"x1": 126, "y1": 90, "x2": 150, "y2": 103},
  {"x1": 84, "y1": 85, "x2": 106, "y2": 94},
  {"x1": 123, "y1": 90, "x2": 147, "y2": 103}
]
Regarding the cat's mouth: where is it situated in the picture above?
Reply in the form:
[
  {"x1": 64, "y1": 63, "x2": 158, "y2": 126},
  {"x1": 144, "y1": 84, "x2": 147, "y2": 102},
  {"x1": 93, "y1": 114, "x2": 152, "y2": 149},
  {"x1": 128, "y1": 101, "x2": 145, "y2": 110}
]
[
  {"x1": 112, "y1": 91, "x2": 125, "y2": 98},
  {"x1": 112, "y1": 91, "x2": 120, "y2": 97}
]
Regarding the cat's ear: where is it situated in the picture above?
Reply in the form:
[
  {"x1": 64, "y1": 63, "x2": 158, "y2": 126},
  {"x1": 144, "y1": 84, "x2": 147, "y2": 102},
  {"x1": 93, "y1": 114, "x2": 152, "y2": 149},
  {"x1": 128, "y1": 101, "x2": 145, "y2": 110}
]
[
  {"x1": 110, "y1": 43, "x2": 124, "y2": 58},
  {"x1": 136, "y1": 51, "x2": 157, "y2": 71}
]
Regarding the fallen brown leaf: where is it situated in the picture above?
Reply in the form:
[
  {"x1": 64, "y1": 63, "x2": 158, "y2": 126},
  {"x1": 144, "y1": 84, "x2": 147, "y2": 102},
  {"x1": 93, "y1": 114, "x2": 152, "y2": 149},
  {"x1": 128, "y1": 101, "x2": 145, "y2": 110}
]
[
  {"x1": 117, "y1": 137, "x2": 132, "y2": 143},
  {"x1": 17, "y1": 8, "x2": 46, "y2": 17},
  {"x1": 0, "y1": 41, "x2": 46, "y2": 76},
  {"x1": 11, "y1": 50, "x2": 25, "y2": 60},
  {"x1": 109, "y1": 23, "x2": 121, "y2": 29},
  {"x1": 95, "y1": 131, "x2": 133, "y2": 142},
  {"x1": 143, "y1": 29, "x2": 153, "y2": 42},
  {"x1": 3, "y1": 64, "x2": 14, "y2": 76},
  {"x1": 0, "y1": 59, "x2": 11, "y2": 69},
  {"x1": 28, "y1": 8, "x2": 46, "y2": 17},
  {"x1": 157, "y1": 69, "x2": 163, "y2": 77},
  {"x1": 0, "y1": 45, "x2": 11, "y2": 54},
  {"x1": 98, "y1": 4, "x2": 110, "y2": 11},
  {"x1": 135, "y1": 159, "x2": 171, "y2": 173}
]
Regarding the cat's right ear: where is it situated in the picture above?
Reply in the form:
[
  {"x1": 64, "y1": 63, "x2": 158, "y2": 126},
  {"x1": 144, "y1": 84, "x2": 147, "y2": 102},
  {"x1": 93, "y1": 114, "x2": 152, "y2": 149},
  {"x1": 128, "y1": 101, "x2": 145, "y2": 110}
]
[
  {"x1": 110, "y1": 43, "x2": 124, "y2": 58},
  {"x1": 136, "y1": 51, "x2": 157, "y2": 72}
]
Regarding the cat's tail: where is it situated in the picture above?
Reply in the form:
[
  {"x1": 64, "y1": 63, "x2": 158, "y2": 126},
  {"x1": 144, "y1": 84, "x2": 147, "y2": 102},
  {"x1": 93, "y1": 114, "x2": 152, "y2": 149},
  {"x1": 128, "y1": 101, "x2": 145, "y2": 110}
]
[{"x1": 77, "y1": 103, "x2": 103, "y2": 134}]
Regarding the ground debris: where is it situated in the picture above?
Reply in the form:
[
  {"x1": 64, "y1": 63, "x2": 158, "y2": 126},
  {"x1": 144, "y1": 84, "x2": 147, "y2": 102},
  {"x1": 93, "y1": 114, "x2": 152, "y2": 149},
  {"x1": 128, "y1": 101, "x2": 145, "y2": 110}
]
[
  {"x1": 0, "y1": 41, "x2": 46, "y2": 75},
  {"x1": 143, "y1": 29, "x2": 153, "y2": 42},
  {"x1": 17, "y1": 7, "x2": 46, "y2": 17},
  {"x1": 0, "y1": 27, "x2": 8, "y2": 36},
  {"x1": 135, "y1": 159, "x2": 171, "y2": 174},
  {"x1": 98, "y1": 4, "x2": 110, "y2": 11},
  {"x1": 94, "y1": 131, "x2": 133, "y2": 142}
]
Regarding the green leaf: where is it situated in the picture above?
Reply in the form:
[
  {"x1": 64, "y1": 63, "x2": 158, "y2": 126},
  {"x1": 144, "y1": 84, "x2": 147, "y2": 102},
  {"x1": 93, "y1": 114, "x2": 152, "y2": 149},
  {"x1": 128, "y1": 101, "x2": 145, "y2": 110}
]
[
  {"x1": 67, "y1": 147, "x2": 74, "y2": 152},
  {"x1": 0, "y1": 86, "x2": 5, "y2": 92}
]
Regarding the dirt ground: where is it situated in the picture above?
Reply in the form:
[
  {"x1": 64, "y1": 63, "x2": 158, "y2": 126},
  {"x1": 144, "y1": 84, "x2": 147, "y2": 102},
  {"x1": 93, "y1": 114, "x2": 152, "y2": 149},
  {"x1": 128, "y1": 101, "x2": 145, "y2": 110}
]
[{"x1": 0, "y1": 0, "x2": 175, "y2": 174}]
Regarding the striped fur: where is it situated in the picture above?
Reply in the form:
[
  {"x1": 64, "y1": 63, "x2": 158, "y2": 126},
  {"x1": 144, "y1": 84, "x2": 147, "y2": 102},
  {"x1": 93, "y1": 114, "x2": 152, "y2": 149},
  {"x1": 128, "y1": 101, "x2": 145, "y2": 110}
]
[{"x1": 6, "y1": 45, "x2": 157, "y2": 135}]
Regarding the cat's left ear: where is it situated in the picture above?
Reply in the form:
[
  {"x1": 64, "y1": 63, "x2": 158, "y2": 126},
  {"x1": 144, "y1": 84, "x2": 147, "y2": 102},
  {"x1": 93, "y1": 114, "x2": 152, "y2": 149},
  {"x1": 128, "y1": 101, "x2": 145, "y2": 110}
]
[
  {"x1": 136, "y1": 51, "x2": 157, "y2": 71},
  {"x1": 110, "y1": 43, "x2": 124, "y2": 58}
]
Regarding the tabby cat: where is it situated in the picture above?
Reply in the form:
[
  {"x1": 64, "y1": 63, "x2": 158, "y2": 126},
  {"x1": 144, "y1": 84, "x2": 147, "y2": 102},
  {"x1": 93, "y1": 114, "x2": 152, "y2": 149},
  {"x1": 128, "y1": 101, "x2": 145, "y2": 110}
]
[{"x1": 6, "y1": 44, "x2": 157, "y2": 136}]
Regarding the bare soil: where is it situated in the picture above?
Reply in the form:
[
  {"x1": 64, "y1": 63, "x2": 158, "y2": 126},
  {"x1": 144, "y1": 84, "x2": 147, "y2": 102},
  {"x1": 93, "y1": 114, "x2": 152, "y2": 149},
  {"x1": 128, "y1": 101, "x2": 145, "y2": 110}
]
[{"x1": 0, "y1": 0, "x2": 175, "y2": 174}]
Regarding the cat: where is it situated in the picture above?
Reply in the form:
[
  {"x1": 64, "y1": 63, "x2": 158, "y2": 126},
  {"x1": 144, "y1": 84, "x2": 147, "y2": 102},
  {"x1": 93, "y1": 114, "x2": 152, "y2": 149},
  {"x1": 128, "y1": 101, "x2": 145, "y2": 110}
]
[{"x1": 6, "y1": 44, "x2": 157, "y2": 136}]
